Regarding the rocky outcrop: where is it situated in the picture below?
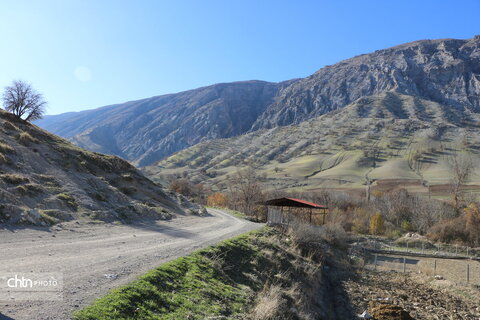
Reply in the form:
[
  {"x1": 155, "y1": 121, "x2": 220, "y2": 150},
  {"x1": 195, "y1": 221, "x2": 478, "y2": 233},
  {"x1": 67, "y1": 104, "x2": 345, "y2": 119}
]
[{"x1": 252, "y1": 36, "x2": 480, "y2": 129}]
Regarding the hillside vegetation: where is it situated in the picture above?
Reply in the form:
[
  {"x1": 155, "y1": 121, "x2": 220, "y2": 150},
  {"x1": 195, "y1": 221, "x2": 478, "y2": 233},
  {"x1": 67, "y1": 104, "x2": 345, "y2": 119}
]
[
  {"x1": 149, "y1": 92, "x2": 480, "y2": 195},
  {"x1": 0, "y1": 110, "x2": 200, "y2": 226}
]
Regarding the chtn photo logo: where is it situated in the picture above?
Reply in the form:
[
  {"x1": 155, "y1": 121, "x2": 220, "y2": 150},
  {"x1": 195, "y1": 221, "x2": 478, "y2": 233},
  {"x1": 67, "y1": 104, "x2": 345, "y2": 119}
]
[
  {"x1": 6, "y1": 274, "x2": 59, "y2": 289},
  {"x1": 0, "y1": 272, "x2": 63, "y2": 301}
]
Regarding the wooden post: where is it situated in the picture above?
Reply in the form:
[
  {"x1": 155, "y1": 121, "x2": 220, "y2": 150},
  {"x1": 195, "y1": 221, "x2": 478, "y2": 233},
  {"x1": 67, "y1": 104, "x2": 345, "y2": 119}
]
[
  {"x1": 422, "y1": 242, "x2": 425, "y2": 254},
  {"x1": 374, "y1": 254, "x2": 378, "y2": 271},
  {"x1": 434, "y1": 260, "x2": 437, "y2": 275},
  {"x1": 323, "y1": 208, "x2": 326, "y2": 224},
  {"x1": 309, "y1": 208, "x2": 312, "y2": 224}
]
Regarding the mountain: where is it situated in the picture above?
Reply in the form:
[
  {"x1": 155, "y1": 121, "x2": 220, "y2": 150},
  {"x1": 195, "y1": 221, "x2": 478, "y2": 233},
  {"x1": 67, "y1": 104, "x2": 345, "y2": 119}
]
[
  {"x1": 251, "y1": 36, "x2": 480, "y2": 129},
  {"x1": 147, "y1": 92, "x2": 480, "y2": 194},
  {"x1": 0, "y1": 110, "x2": 202, "y2": 226},
  {"x1": 36, "y1": 80, "x2": 294, "y2": 166},
  {"x1": 36, "y1": 36, "x2": 480, "y2": 169}
]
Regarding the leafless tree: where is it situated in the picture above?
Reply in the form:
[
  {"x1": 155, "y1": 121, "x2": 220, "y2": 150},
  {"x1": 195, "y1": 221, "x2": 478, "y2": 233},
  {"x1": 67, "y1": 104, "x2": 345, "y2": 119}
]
[
  {"x1": 228, "y1": 167, "x2": 264, "y2": 218},
  {"x1": 448, "y1": 153, "x2": 473, "y2": 209},
  {"x1": 2, "y1": 80, "x2": 46, "y2": 121}
]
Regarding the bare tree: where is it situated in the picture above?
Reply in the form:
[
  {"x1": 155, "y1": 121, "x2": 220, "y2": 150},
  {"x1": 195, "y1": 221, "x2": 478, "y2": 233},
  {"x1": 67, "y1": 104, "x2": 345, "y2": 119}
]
[
  {"x1": 2, "y1": 80, "x2": 46, "y2": 121},
  {"x1": 448, "y1": 153, "x2": 473, "y2": 209},
  {"x1": 228, "y1": 167, "x2": 264, "y2": 218}
]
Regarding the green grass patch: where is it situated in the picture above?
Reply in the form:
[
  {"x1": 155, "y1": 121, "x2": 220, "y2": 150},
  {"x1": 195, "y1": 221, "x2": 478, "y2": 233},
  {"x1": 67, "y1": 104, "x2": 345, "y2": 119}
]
[
  {"x1": 74, "y1": 228, "x2": 295, "y2": 320},
  {"x1": 57, "y1": 193, "x2": 79, "y2": 210}
]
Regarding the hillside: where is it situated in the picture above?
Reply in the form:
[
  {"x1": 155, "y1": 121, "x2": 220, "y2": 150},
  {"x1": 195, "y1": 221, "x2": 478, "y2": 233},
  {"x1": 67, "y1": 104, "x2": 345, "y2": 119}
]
[
  {"x1": 0, "y1": 110, "x2": 201, "y2": 226},
  {"x1": 36, "y1": 36, "x2": 480, "y2": 167},
  {"x1": 147, "y1": 92, "x2": 480, "y2": 194},
  {"x1": 36, "y1": 80, "x2": 293, "y2": 166}
]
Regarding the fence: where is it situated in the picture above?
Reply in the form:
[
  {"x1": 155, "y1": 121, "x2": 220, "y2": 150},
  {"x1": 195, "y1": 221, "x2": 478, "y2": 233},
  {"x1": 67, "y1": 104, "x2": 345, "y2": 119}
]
[{"x1": 357, "y1": 248, "x2": 480, "y2": 286}]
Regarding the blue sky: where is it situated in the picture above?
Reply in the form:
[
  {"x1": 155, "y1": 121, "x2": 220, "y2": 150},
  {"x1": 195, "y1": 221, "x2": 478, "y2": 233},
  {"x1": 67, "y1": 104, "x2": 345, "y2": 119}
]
[{"x1": 0, "y1": 0, "x2": 479, "y2": 115}]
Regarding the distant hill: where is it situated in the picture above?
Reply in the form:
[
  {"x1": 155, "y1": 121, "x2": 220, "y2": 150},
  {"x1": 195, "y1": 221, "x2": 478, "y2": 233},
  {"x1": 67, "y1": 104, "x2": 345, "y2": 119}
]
[
  {"x1": 36, "y1": 80, "x2": 294, "y2": 166},
  {"x1": 36, "y1": 36, "x2": 480, "y2": 169},
  {"x1": 147, "y1": 92, "x2": 480, "y2": 194},
  {"x1": 0, "y1": 110, "x2": 202, "y2": 226}
]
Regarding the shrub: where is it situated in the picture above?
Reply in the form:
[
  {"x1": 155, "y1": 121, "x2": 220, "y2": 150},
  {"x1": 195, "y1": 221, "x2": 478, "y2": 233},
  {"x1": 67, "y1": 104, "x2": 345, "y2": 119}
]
[
  {"x1": 352, "y1": 207, "x2": 371, "y2": 234},
  {"x1": 428, "y1": 203, "x2": 480, "y2": 246},
  {"x1": 369, "y1": 212, "x2": 384, "y2": 235},
  {"x1": 401, "y1": 219, "x2": 414, "y2": 232},
  {"x1": 207, "y1": 193, "x2": 228, "y2": 207}
]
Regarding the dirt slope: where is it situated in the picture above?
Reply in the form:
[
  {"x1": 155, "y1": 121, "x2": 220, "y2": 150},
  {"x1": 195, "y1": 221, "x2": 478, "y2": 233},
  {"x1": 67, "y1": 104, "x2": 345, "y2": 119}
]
[{"x1": 0, "y1": 110, "x2": 201, "y2": 226}]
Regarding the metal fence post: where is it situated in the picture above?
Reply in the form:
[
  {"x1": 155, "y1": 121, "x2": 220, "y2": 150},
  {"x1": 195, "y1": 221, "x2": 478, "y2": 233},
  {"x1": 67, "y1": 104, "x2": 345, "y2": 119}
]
[
  {"x1": 374, "y1": 254, "x2": 378, "y2": 271},
  {"x1": 403, "y1": 257, "x2": 406, "y2": 273},
  {"x1": 466, "y1": 264, "x2": 469, "y2": 284},
  {"x1": 434, "y1": 259, "x2": 437, "y2": 275}
]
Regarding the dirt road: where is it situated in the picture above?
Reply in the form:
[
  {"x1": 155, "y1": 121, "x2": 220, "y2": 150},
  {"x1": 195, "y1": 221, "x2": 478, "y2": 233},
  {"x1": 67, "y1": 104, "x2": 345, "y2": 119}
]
[{"x1": 0, "y1": 208, "x2": 262, "y2": 320}]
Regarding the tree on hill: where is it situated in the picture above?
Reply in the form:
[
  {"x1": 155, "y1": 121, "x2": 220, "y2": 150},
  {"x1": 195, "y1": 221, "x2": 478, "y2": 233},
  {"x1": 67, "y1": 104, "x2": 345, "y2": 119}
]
[
  {"x1": 448, "y1": 153, "x2": 473, "y2": 210},
  {"x1": 2, "y1": 80, "x2": 46, "y2": 121}
]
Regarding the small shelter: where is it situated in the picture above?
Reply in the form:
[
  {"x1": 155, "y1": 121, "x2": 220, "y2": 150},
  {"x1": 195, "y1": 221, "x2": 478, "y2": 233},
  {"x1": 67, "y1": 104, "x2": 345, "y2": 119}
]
[{"x1": 264, "y1": 197, "x2": 328, "y2": 226}]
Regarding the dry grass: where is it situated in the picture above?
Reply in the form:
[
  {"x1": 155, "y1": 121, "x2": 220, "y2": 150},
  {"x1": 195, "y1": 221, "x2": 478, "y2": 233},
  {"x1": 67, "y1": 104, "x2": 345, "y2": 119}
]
[
  {"x1": 0, "y1": 153, "x2": 8, "y2": 164},
  {"x1": 16, "y1": 131, "x2": 38, "y2": 145},
  {"x1": 15, "y1": 183, "x2": 44, "y2": 195},
  {"x1": 0, "y1": 142, "x2": 14, "y2": 153},
  {"x1": 250, "y1": 285, "x2": 287, "y2": 320},
  {"x1": 289, "y1": 221, "x2": 348, "y2": 248},
  {"x1": 3, "y1": 121, "x2": 19, "y2": 131},
  {"x1": 0, "y1": 173, "x2": 29, "y2": 184}
]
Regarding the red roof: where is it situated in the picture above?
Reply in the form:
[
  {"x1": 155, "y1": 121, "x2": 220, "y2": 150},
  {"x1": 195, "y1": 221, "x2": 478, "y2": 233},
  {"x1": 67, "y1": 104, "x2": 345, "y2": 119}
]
[
  {"x1": 264, "y1": 197, "x2": 328, "y2": 209},
  {"x1": 286, "y1": 198, "x2": 328, "y2": 209}
]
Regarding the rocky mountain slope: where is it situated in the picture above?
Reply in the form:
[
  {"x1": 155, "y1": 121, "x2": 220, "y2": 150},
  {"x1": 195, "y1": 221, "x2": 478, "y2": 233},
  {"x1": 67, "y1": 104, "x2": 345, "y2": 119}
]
[
  {"x1": 148, "y1": 92, "x2": 480, "y2": 193},
  {"x1": 251, "y1": 36, "x2": 480, "y2": 129},
  {"x1": 0, "y1": 110, "x2": 202, "y2": 226},
  {"x1": 37, "y1": 80, "x2": 293, "y2": 166},
  {"x1": 36, "y1": 36, "x2": 480, "y2": 167}
]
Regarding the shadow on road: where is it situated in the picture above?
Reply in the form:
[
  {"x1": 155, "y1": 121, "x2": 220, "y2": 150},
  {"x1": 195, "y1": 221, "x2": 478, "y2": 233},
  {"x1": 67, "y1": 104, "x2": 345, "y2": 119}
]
[
  {"x1": 126, "y1": 220, "x2": 198, "y2": 239},
  {"x1": 0, "y1": 314, "x2": 15, "y2": 320}
]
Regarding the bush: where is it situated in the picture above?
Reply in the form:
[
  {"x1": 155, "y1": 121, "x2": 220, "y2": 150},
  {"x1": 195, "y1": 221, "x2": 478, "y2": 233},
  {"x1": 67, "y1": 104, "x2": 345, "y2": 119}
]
[
  {"x1": 207, "y1": 193, "x2": 228, "y2": 207},
  {"x1": 429, "y1": 203, "x2": 480, "y2": 246},
  {"x1": 369, "y1": 212, "x2": 384, "y2": 235},
  {"x1": 352, "y1": 207, "x2": 371, "y2": 234}
]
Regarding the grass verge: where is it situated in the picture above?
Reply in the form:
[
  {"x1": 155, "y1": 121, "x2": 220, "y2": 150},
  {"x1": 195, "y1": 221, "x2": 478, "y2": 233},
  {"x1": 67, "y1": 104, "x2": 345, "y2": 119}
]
[{"x1": 74, "y1": 228, "x2": 299, "y2": 320}]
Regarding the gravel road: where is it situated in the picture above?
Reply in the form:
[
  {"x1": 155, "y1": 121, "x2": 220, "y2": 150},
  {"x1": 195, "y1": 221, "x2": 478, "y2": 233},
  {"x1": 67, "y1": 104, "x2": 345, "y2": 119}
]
[{"x1": 0, "y1": 208, "x2": 262, "y2": 320}]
